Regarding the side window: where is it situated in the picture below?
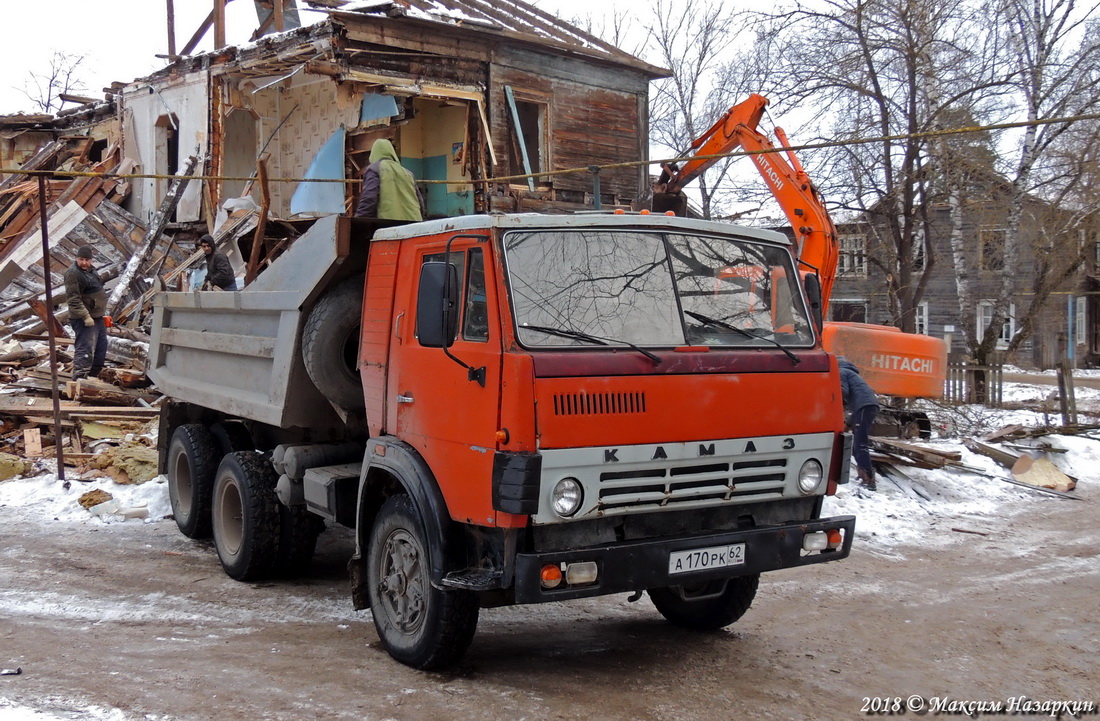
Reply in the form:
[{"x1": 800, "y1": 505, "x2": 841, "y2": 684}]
[
  {"x1": 418, "y1": 248, "x2": 490, "y2": 344},
  {"x1": 463, "y1": 248, "x2": 489, "y2": 341}
]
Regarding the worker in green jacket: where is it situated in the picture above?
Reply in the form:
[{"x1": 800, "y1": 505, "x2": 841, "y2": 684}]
[{"x1": 354, "y1": 138, "x2": 424, "y2": 221}]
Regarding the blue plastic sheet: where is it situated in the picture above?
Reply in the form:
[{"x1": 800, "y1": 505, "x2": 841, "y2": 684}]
[{"x1": 290, "y1": 126, "x2": 346, "y2": 216}]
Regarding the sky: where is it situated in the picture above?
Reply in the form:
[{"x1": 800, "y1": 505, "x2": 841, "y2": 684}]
[{"x1": 0, "y1": 0, "x2": 610, "y2": 116}]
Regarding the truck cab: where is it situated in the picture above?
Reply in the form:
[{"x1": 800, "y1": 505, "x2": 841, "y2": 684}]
[{"x1": 150, "y1": 212, "x2": 854, "y2": 670}]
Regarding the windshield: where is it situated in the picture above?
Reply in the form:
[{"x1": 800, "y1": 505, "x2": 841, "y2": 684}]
[{"x1": 504, "y1": 229, "x2": 814, "y2": 349}]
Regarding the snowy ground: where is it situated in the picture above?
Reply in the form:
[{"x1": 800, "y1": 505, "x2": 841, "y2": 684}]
[{"x1": 1, "y1": 384, "x2": 1096, "y2": 720}]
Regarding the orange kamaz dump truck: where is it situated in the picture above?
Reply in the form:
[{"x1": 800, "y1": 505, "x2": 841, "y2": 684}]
[{"x1": 149, "y1": 212, "x2": 855, "y2": 669}]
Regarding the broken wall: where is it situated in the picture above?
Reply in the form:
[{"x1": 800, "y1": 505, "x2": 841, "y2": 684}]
[
  {"x1": 120, "y1": 73, "x2": 209, "y2": 225},
  {"x1": 219, "y1": 73, "x2": 358, "y2": 218}
]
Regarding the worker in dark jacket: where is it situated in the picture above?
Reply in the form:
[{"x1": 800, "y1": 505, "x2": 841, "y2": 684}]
[
  {"x1": 838, "y1": 356, "x2": 881, "y2": 490},
  {"x1": 354, "y1": 138, "x2": 424, "y2": 220},
  {"x1": 65, "y1": 245, "x2": 108, "y2": 380},
  {"x1": 199, "y1": 235, "x2": 237, "y2": 291}
]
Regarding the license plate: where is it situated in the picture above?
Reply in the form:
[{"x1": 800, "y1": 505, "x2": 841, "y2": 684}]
[{"x1": 668, "y1": 543, "x2": 746, "y2": 575}]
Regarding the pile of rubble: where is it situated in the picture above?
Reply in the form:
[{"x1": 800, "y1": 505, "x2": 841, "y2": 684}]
[
  {"x1": 0, "y1": 137, "x2": 191, "y2": 479},
  {"x1": 869, "y1": 423, "x2": 1096, "y2": 501}
]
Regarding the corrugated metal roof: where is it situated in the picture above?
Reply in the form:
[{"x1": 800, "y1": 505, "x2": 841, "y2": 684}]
[{"x1": 304, "y1": 0, "x2": 667, "y2": 76}]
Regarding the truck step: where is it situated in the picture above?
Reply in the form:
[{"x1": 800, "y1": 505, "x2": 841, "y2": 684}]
[{"x1": 441, "y1": 568, "x2": 503, "y2": 591}]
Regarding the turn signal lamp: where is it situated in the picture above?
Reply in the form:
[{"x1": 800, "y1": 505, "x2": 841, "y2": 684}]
[
  {"x1": 540, "y1": 564, "x2": 563, "y2": 589},
  {"x1": 827, "y1": 529, "x2": 843, "y2": 549}
]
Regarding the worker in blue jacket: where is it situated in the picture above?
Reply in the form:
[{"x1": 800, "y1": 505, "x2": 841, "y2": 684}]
[{"x1": 838, "y1": 357, "x2": 880, "y2": 490}]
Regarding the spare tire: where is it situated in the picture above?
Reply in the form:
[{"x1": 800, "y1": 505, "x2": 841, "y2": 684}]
[{"x1": 302, "y1": 274, "x2": 365, "y2": 410}]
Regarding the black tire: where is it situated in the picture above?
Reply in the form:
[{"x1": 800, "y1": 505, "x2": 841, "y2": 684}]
[
  {"x1": 210, "y1": 420, "x2": 253, "y2": 455},
  {"x1": 367, "y1": 495, "x2": 479, "y2": 669},
  {"x1": 648, "y1": 574, "x2": 760, "y2": 631},
  {"x1": 302, "y1": 275, "x2": 365, "y2": 410},
  {"x1": 211, "y1": 451, "x2": 281, "y2": 581},
  {"x1": 166, "y1": 424, "x2": 219, "y2": 539},
  {"x1": 277, "y1": 504, "x2": 325, "y2": 577}
]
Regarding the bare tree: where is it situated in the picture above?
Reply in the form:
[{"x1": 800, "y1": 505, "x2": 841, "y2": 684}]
[
  {"x1": 972, "y1": 0, "x2": 1100, "y2": 364},
  {"x1": 646, "y1": 0, "x2": 776, "y2": 220},
  {"x1": 18, "y1": 51, "x2": 89, "y2": 114},
  {"x1": 768, "y1": 0, "x2": 1006, "y2": 333}
]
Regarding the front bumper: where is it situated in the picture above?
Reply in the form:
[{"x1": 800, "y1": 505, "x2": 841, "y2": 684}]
[{"x1": 513, "y1": 514, "x2": 855, "y2": 604}]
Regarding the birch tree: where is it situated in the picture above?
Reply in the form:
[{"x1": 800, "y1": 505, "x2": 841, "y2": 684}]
[
  {"x1": 974, "y1": 0, "x2": 1100, "y2": 364},
  {"x1": 769, "y1": 0, "x2": 1003, "y2": 333}
]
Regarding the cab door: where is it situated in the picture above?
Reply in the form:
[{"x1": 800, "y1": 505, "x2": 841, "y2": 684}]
[{"x1": 387, "y1": 236, "x2": 503, "y2": 526}]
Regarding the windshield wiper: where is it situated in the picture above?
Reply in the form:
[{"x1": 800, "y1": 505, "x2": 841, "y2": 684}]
[
  {"x1": 521, "y1": 324, "x2": 662, "y2": 365},
  {"x1": 684, "y1": 310, "x2": 801, "y2": 365}
]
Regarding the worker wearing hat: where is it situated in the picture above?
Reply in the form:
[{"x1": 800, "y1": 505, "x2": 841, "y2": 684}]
[{"x1": 64, "y1": 245, "x2": 109, "y2": 380}]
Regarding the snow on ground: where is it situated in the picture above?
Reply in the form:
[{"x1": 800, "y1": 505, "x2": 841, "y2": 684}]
[
  {"x1": 0, "y1": 473, "x2": 172, "y2": 526},
  {"x1": 1, "y1": 389, "x2": 1098, "y2": 719},
  {"x1": 826, "y1": 431, "x2": 1098, "y2": 553}
]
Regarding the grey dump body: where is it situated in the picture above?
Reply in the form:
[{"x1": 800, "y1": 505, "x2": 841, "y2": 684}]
[{"x1": 147, "y1": 215, "x2": 366, "y2": 430}]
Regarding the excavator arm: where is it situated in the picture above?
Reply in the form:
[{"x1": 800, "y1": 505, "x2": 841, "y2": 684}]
[
  {"x1": 654, "y1": 94, "x2": 947, "y2": 412},
  {"x1": 653, "y1": 93, "x2": 839, "y2": 306}
]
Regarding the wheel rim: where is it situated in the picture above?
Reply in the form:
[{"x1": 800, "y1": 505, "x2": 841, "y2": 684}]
[
  {"x1": 171, "y1": 450, "x2": 193, "y2": 515},
  {"x1": 215, "y1": 478, "x2": 244, "y2": 556},
  {"x1": 377, "y1": 529, "x2": 426, "y2": 633}
]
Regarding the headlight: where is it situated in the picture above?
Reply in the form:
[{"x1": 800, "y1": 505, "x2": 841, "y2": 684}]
[
  {"x1": 797, "y1": 460, "x2": 824, "y2": 494},
  {"x1": 551, "y1": 477, "x2": 583, "y2": 517}
]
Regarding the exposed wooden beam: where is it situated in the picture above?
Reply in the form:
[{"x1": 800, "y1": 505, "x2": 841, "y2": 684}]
[
  {"x1": 214, "y1": 0, "x2": 227, "y2": 50},
  {"x1": 180, "y1": 12, "x2": 214, "y2": 56},
  {"x1": 166, "y1": 0, "x2": 176, "y2": 57}
]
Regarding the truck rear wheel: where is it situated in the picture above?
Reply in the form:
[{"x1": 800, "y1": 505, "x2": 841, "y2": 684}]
[
  {"x1": 367, "y1": 494, "x2": 479, "y2": 669},
  {"x1": 302, "y1": 274, "x2": 365, "y2": 411},
  {"x1": 211, "y1": 451, "x2": 280, "y2": 581},
  {"x1": 167, "y1": 424, "x2": 219, "y2": 539},
  {"x1": 648, "y1": 574, "x2": 759, "y2": 631}
]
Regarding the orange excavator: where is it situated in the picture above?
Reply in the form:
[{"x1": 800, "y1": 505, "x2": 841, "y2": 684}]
[{"x1": 653, "y1": 93, "x2": 946, "y2": 437}]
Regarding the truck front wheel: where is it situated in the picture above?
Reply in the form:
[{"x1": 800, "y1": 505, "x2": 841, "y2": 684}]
[
  {"x1": 648, "y1": 574, "x2": 760, "y2": 631},
  {"x1": 167, "y1": 424, "x2": 219, "y2": 539},
  {"x1": 367, "y1": 495, "x2": 479, "y2": 669},
  {"x1": 211, "y1": 451, "x2": 280, "y2": 581}
]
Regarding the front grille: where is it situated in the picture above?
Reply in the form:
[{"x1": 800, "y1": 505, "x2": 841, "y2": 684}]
[
  {"x1": 597, "y1": 457, "x2": 787, "y2": 512},
  {"x1": 553, "y1": 391, "x2": 646, "y2": 416}
]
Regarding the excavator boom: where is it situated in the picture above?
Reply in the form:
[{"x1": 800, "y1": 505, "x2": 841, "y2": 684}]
[
  {"x1": 654, "y1": 93, "x2": 839, "y2": 304},
  {"x1": 654, "y1": 94, "x2": 946, "y2": 408}
]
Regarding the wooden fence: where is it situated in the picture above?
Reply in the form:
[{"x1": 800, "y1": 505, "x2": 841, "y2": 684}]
[{"x1": 944, "y1": 356, "x2": 1004, "y2": 406}]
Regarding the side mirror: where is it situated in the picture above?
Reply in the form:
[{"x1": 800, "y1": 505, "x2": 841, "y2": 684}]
[
  {"x1": 802, "y1": 273, "x2": 824, "y2": 334},
  {"x1": 417, "y1": 261, "x2": 459, "y2": 348}
]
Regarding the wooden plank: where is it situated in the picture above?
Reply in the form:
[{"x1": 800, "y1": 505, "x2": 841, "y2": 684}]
[
  {"x1": 963, "y1": 438, "x2": 1019, "y2": 470},
  {"x1": 23, "y1": 427, "x2": 42, "y2": 455},
  {"x1": 869, "y1": 438, "x2": 958, "y2": 467}
]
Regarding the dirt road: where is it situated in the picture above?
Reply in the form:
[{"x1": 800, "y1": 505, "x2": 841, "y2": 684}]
[{"x1": 1, "y1": 489, "x2": 1097, "y2": 720}]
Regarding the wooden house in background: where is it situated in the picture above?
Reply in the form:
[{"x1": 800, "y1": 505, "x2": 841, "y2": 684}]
[{"x1": 824, "y1": 186, "x2": 1100, "y2": 369}]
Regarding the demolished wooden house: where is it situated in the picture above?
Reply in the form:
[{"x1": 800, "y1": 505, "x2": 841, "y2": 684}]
[{"x1": 0, "y1": 0, "x2": 669, "y2": 460}]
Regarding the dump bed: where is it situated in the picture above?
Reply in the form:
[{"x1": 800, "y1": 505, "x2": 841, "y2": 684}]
[{"x1": 147, "y1": 215, "x2": 375, "y2": 429}]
